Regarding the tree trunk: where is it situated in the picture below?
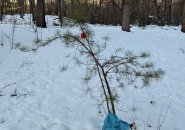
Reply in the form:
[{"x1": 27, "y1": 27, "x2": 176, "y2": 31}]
[
  {"x1": 167, "y1": 0, "x2": 172, "y2": 25},
  {"x1": 139, "y1": 0, "x2": 150, "y2": 26},
  {"x1": 111, "y1": 0, "x2": 117, "y2": 25},
  {"x1": 0, "y1": 0, "x2": 4, "y2": 23},
  {"x1": 17, "y1": 0, "x2": 24, "y2": 18},
  {"x1": 36, "y1": 0, "x2": 46, "y2": 28},
  {"x1": 58, "y1": 0, "x2": 65, "y2": 26},
  {"x1": 70, "y1": 0, "x2": 74, "y2": 16},
  {"x1": 145, "y1": 0, "x2": 150, "y2": 25},
  {"x1": 29, "y1": 0, "x2": 36, "y2": 23},
  {"x1": 163, "y1": 0, "x2": 167, "y2": 24},
  {"x1": 98, "y1": 0, "x2": 102, "y2": 23},
  {"x1": 182, "y1": 0, "x2": 185, "y2": 32},
  {"x1": 122, "y1": 0, "x2": 130, "y2": 32}
]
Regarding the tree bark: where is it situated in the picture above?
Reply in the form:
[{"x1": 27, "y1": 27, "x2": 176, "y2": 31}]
[
  {"x1": 182, "y1": 0, "x2": 185, "y2": 32},
  {"x1": 122, "y1": 0, "x2": 130, "y2": 32},
  {"x1": 36, "y1": 0, "x2": 46, "y2": 28}
]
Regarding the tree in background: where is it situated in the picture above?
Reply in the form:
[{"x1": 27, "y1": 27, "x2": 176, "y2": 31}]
[
  {"x1": 138, "y1": 0, "x2": 150, "y2": 26},
  {"x1": 164, "y1": 0, "x2": 172, "y2": 25},
  {"x1": 58, "y1": 0, "x2": 65, "y2": 26},
  {"x1": 0, "y1": 0, "x2": 4, "y2": 22},
  {"x1": 29, "y1": 0, "x2": 36, "y2": 23},
  {"x1": 182, "y1": 0, "x2": 185, "y2": 32},
  {"x1": 36, "y1": 0, "x2": 46, "y2": 28},
  {"x1": 1, "y1": 0, "x2": 185, "y2": 32},
  {"x1": 122, "y1": 0, "x2": 130, "y2": 32},
  {"x1": 17, "y1": 0, "x2": 24, "y2": 18}
]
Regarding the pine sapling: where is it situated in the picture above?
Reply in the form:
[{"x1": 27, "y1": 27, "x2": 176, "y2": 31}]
[{"x1": 61, "y1": 19, "x2": 165, "y2": 114}]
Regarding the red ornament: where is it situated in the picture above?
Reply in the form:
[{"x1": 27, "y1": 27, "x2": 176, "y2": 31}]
[{"x1": 81, "y1": 32, "x2": 87, "y2": 39}]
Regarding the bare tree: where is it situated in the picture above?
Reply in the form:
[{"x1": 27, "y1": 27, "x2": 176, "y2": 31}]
[
  {"x1": 182, "y1": 0, "x2": 185, "y2": 32},
  {"x1": 122, "y1": 0, "x2": 130, "y2": 32},
  {"x1": 36, "y1": 0, "x2": 46, "y2": 28}
]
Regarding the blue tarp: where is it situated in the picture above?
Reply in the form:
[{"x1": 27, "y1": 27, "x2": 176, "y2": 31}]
[{"x1": 102, "y1": 112, "x2": 130, "y2": 130}]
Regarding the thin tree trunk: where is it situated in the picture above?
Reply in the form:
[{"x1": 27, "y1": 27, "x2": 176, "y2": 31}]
[
  {"x1": 182, "y1": 0, "x2": 185, "y2": 32},
  {"x1": 168, "y1": 0, "x2": 172, "y2": 25},
  {"x1": 4, "y1": 0, "x2": 7, "y2": 15},
  {"x1": 122, "y1": 0, "x2": 130, "y2": 32},
  {"x1": 98, "y1": 0, "x2": 102, "y2": 23},
  {"x1": 89, "y1": 0, "x2": 95, "y2": 24},
  {"x1": 145, "y1": 0, "x2": 150, "y2": 25},
  {"x1": 24, "y1": 0, "x2": 28, "y2": 14},
  {"x1": 163, "y1": 0, "x2": 167, "y2": 24},
  {"x1": 29, "y1": 0, "x2": 36, "y2": 23},
  {"x1": 111, "y1": 0, "x2": 116, "y2": 25},
  {"x1": 58, "y1": 0, "x2": 64, "y2": 26},
  {"x1": 0, "y1": 0, "x2": 4, "y2": 23}
]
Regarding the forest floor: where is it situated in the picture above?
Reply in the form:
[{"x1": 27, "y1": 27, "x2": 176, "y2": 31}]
[{"x1": 0, "y1": 15, "x2": 185, "y2": 130}]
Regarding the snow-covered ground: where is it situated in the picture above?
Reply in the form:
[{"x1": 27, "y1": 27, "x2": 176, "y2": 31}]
[{"x1": 0, "y1": 15, "x2": 185, "y2": 130}]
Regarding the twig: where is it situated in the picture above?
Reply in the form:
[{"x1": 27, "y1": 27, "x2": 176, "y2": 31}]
[
  {"x1": 1, "y1": 82, "x2": 16, "y2": 89},
  {"x1": 2, "y1": 31, "x2": 11, "y2": 47},
  {"x1": 16, "y1": 93, "x2": 27, "y2": 99},
  {"x1": 157, "y1": 103, "x2": 171, "y2": 130}
]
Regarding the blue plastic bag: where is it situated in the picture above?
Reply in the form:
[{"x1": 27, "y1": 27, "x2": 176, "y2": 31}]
[{"x1": 102, "y1": 112, "x2": 129, "y2": 130}]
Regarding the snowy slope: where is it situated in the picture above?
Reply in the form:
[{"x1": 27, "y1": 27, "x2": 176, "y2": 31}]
[{"x1": 0, "y1": 15, "x2": 185, "y2": 130}]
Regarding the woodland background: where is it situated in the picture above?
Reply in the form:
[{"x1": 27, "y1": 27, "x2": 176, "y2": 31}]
[{"x1": 0, "y1": 0, "x2": 185, "y2": 32}]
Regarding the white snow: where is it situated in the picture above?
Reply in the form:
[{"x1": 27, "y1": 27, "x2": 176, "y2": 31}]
[{"x1": 0, "y1": 15, "x2": 185, "y2": 130}]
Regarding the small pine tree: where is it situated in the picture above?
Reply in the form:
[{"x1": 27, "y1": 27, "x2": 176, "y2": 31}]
[{"x1": 61, "y1": 18, "x2": 164, "y2": 114}]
